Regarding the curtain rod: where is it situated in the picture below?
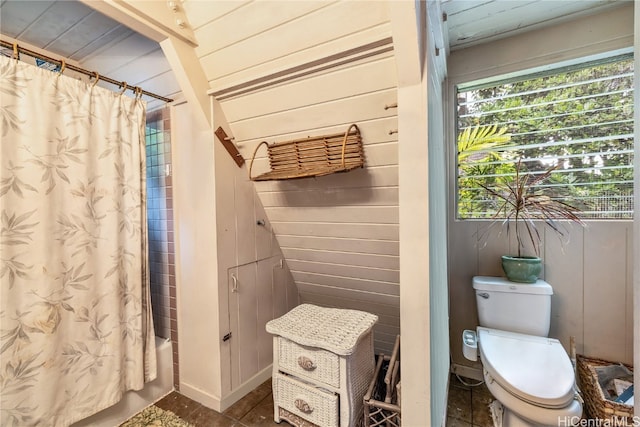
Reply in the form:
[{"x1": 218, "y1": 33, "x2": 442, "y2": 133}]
[{"x1": 1, "y1": 39, "x2": 173, "y2": 103}]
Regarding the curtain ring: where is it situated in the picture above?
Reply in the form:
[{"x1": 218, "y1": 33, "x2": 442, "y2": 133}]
[
  {"x1": 91, "y1": 72, "x2": 100, "y2": 88},
  {"x1": 58, "y1": 59, "x2": 66, "y2": 74},
  {"x1": 12, "y1": 42, "x2": 19, "y2": 60},
  {"x1": 120, "y1": 81, "x2": 128, "y2": 95},
  {"x1": 136, "y1": 87, "x2": 143, "y2": 99}
]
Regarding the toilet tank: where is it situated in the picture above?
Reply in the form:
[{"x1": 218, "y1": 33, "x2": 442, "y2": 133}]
[{"x1": 473, "y1": 276, "x2": 553, "y2": 337}]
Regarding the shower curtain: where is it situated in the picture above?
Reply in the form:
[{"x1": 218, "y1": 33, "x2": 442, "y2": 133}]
[{"x1": 0, "y1": 55, "x2": 156, "y2": 426}]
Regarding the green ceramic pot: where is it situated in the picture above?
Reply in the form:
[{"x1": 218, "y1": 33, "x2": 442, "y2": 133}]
[{"x1": 501, "y1": 255, "x2": 542, "y2": 283}]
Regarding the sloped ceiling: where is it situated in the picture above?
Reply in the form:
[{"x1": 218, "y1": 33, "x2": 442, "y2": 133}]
[
  {"x1": 182, "y1": 0, "x2": 401, "y2": 353},
  {"x1": 0, "y1": 0, "x2": 180, "y2": 111},
  {"x1": 0, "y1": 0, "x2": 626, "y2": 105}
]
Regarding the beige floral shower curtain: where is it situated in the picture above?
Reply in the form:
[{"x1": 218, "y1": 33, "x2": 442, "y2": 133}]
[{"x1": 0, "y1": 55, "x2": 156, "y2": 426}]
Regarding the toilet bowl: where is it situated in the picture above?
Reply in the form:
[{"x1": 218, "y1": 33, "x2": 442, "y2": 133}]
[
  {"x1": 477, "y1": 327, "x2": 582, "y2": 426},
  {"x1": 463, "y1": 276, "x2": 583, "y2": 426}
]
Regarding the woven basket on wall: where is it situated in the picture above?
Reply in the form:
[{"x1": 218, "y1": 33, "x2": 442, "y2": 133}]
[
  {"x1": 577, "y1": 354, "x2": 634, "y2": 425},
  {"x1": 249, "y1": 124, "x2": 364, "y2": 181}
]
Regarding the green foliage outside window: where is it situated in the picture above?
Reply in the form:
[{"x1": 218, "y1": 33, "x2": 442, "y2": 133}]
[{"x1": 456, "y1": 56, "x2": 634, "y2": 219}]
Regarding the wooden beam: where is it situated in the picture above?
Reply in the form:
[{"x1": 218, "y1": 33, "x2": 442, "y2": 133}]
[
  {"x1": 80, "y1": 0, "x2": 197, "y2": 46},
  {"x1": 83, "y1": 2, "x2": 209, "y2": 128},
  {"x1": 388, "y1": 0, "x2": 423, "y2": 86},
  {"x1": 160, "y1": 36, "x2": 211, "y2": 130}
]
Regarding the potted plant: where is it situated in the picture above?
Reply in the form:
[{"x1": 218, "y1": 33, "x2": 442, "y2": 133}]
[{"x1": 480, "y1": 159, "x2": 585, "y2": 283}]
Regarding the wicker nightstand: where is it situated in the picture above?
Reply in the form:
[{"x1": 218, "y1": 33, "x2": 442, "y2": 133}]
[{"x1": 266, "y1": 304, "x2": 378, "y2": 427}]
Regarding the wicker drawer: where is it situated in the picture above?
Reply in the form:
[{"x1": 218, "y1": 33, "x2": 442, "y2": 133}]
[
  {"x1": 277, "y1": 337, "x2": 340, "y2": 388},
  {"x1": 274, "y1": 373, "x2": 339, "y2": 427}
]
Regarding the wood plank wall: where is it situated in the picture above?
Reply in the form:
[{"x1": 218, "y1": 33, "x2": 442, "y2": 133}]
[
  {"x1": 184, "y1": 0, "x2": 400, "y2": 354},
  {"x1": 449, "y1": 221, "x2": 634, "y2": 372}
]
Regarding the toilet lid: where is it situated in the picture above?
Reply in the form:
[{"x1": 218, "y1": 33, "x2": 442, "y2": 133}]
[{"x1": 478, "y1": 327, "x2": 575, "y2": 408}]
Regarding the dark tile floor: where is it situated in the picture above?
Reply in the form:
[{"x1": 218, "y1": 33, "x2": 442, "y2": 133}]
[
  {"x1": 151, "y1": 379, "x2": 279, "y2": 427},
  {"x1": 128, "y1": 374, "x2": 495, "y2": 427},
  {"x1": 446, "y1": 374, "x2": 495, "y2": 427}
]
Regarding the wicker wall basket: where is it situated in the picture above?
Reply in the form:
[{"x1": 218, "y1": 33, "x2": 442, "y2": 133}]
[
  {"x1": 249, "y1": 124, "x2": 364, "y2": 181},
  {"x1": 577, "y1": 354, "x2": 634, "y2": 425}
]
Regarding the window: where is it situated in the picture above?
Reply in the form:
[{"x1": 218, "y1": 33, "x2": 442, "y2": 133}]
[{"x1": 456, "y1": 55, "x2": 634, "y2": 220}]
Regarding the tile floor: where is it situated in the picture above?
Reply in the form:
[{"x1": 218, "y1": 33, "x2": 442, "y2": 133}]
[
  {"x1": 151, "y1": 379, "x2": 278, "y2": 427},
  {"x1": 131, "y1": 374, "x2": 495, "y2": 427},
  {"x1": 446, "y1": 374, "x2": 495, "y2": 427}
]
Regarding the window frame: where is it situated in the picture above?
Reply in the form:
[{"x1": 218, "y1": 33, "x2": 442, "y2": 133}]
[{"x1": 452, "y1": 53, "x2": 635, "y2": 221}]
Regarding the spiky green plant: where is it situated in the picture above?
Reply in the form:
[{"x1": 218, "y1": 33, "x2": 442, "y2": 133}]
[
  {"x1": 457, "y1": 124, "x2": 511, "y2": 162},
  {"x1": 457, "y1": 124, "x2": 513, "y2": 219},
  {"x1": 480, "y1": 159, "x2": 585, "y2": 257}
]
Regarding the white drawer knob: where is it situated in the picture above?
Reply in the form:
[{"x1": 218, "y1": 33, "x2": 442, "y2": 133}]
[
  {"x1": 297, "y1": 355, "x2": 316, "y2": 371},
  {"x1": 294, "y1": 398, "x2": 313, "y2": 414}
]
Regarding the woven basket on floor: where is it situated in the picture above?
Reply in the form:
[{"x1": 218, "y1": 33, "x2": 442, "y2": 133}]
[
  {"x1": 577, "y1": 354, "x2": 634, "y2": 424},
  {"x1": 249, "y1": 124, "x2": 364, "y2": 181}
]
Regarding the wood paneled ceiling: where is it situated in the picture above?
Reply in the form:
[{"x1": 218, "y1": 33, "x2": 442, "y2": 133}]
[
  {"x1": 442, "y1": 0, "x2": 630, "y2": 51},
  {"x1": 1, "y1": 0, "x2": 630, "y2": 77},
  {"x1": 0, "y1": 0, "x2": 180, "y2": 109},
  {"x1": 1, "y1": 0, "x2": 132, "y2": 59}
]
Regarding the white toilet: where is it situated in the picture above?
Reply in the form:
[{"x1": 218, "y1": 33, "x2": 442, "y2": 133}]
[{"x1": 462, "y1": 276, "x2": 582, "y2": 427}]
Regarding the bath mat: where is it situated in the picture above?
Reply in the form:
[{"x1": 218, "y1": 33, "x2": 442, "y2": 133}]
[{"x1": 120, "y1": 405, "x2": 194, "y2": 427}]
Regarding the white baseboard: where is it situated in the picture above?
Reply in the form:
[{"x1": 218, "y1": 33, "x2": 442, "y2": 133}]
[
  {"x1": 180, "y1": 365, "x2": 272, "y2": 413},
  {"x1": 219, "y1": 365, "x2": 272, "y2": 411},
  {"x1": 450, "y1": 363, "x2": 483, "y2": 382},
  {"x1": 179, "y1": 382, "x2": 223, "y2": 412}
]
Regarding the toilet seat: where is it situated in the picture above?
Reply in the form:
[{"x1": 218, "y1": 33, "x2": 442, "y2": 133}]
[
  {"x1": 478, "y1": 327, "x2": 576, "y2": 408},
  {"x1": 483, "y1": 368, "x2": 583, "y2": 426}
]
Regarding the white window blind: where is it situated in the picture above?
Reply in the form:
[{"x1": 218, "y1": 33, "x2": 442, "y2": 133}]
[{"x1": 456, "y1": 55, "x2": 634, "y2": 219}]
